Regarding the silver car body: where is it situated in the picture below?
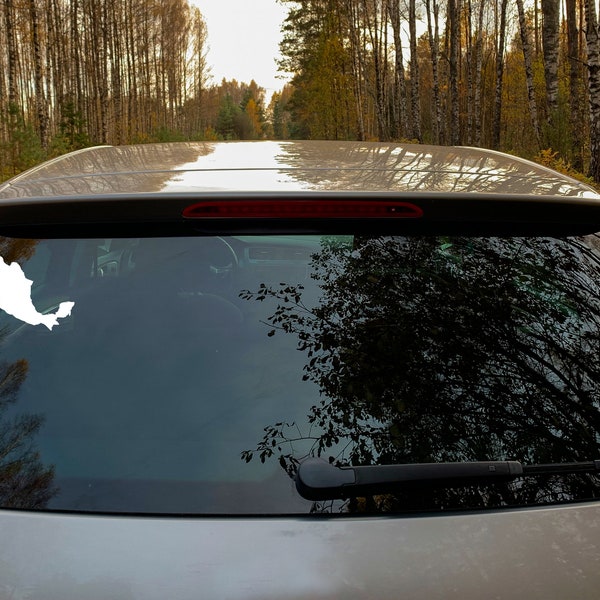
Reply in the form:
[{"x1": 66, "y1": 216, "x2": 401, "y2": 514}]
[
  {"x1": 1, "y1": 140, "x2": 596, "y2": 198},
  {"x1": 1, "y1": 141, "x2": 600, "y2": 599}
]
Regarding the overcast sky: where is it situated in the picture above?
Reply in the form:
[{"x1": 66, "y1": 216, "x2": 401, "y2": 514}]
[{"x1": 190, "y1": 0, "x2": 290, "y2": 96}]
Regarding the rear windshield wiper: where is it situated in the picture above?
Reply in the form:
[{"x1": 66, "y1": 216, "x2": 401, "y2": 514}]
[{"x1": 295, "y1": 458, "x2": 600, "y2": 501}]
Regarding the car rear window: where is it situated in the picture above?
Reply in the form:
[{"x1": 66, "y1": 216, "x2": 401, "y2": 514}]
[{"x1": 1, "y1": 233, "x2": 600, "y2": 515}]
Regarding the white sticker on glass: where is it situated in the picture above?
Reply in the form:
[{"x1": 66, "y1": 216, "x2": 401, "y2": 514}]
[{"x1": 0, "y1": 257, "x2": 74, "y2": 330}]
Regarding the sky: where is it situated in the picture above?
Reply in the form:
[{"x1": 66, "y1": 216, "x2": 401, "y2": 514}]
[{"x1": 190, "y1": 0, "x2": 290, "y2": 96}]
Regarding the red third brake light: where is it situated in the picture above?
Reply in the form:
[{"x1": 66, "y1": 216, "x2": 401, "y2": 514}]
[{"x1": 182, "y1": 199, "x2": 424, "y2": 219}]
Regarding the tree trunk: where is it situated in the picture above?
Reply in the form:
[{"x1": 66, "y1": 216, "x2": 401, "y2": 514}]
[
  {"x1": 583, "y1": 0, "x2": 600, "y2": 181},
  {"x1": 492, "y1": 0, "x2": 508, "y2": 149},
  {"x1": 109, "y1": 1, "x2": 122, "y2": 144},
  {"x1": 473, "y1": 0, "x2": 485, "y2": 146},
  {"x1": 387, "y1": 0, "x2": 408, "y2": 139},
  {"x1": 29, "y1": 0, "x2": 49, "y2": 149},
  {"x1": 541, "y1": 0, "x2": 560, "y2": 123},
  {"x1": 466, "y1": 0, "x2": 474, "y2": 144},
  {"x1": 566, "y1": 0, "x2": 584, "y2": 169},
  {"x1": 363, "y1": 0, "x2": 390, "y2": 141},
  {"x1": 71, "y1": 0, "x2": 84, "y2": 131},
  {"x1": 425, "y1": 0, "x2": 444, "y2": 144},
  {"x1": 409, "y1": 0, "x2": 422, "y2": 141},
  {"x1": 516, "y1": 0, "x2": 542, "y2": 148},
  {"x1": 448, "y1": 0, "x2": 461, "y2": 144},
  {"x1": 5, "y1": 0, "x2": 19, "y2": 110}
]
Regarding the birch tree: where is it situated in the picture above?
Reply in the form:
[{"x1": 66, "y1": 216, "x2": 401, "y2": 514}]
[
  {"x1": 583, "y1": 0, "x2": 600, "y2": 181},
  {"x1": 516, "y1": 0, "x2": 542, "y2": 148},
  {"x1": 424, "y1": 0, "x2": 444, "y2": 143},
  {"x1": 492, "y1": 0, "x2": 509, "y2": 149},
  {"x1": 566, "y1": 0, "x2": 583, "y2": 169},
  {"x1": 387, "y1": 0, "x2": 408, "y2": 139},
  {"x1": 541, "y1": 0, "x2": 560, "y2": 123},
  {"x1": 448, "y1": 0, "x2": 461, "y2": 144},
  {"x1": 408, "y1": 0, "x2": 422, "y2": 141}
]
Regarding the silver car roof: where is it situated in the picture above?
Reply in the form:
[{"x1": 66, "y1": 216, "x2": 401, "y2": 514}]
[{"x1": 0, "y1": 140, "x2": 598, "y2": 199}]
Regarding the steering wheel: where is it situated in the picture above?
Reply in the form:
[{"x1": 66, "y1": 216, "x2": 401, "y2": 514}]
[{"x1": 129, "y1": 236, "x2": 239, "y2": 295}]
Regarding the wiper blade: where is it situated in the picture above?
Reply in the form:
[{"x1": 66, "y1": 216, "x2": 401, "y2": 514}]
[{"x1": 295, "y1": 458, "x2": 600, "y2": 501}]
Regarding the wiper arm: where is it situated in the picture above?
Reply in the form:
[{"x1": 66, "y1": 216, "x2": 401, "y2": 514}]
[{"x1": 295, "y1": 458, "x2": 600, "y2": 501}]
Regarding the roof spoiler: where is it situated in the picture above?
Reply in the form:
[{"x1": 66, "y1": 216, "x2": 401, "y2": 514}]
[{"x1": 1, "y1": 192, "x2": 600, "y2": 237}]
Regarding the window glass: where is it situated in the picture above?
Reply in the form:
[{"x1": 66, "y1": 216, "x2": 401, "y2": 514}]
[{"x1": 0, "y1": 234, "x2": 599, "y2": 514}]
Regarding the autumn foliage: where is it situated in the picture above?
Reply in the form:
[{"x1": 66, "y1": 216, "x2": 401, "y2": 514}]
[{"x1": 271, "y1": 0, "x2": 600, "y2": 182}]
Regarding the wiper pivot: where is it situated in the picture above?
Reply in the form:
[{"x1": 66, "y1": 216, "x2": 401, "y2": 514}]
[{"x1": 295, "y1": 458, "x2": 600, "y2": 501}]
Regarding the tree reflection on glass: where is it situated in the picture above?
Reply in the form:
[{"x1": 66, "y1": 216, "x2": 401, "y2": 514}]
[
  {"x1": 0, "y1": 357, "x2": 56, "y2": 508},
  {"x1": 0, "y1": 238, "x2": 56, "y2": 509},
  {"x1": 241, "y1": 235, "x2": 600, "y2": 512}
]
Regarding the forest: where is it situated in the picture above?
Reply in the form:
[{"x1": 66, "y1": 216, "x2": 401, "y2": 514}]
[
  {"x1": 0, "y1": 0, "x2": 268, "y2": 180},
  {"x1": 272, "y1": 0, "x2": 600, "y2": 182},
  {"x1": 1, "y1": 0, "x2": 600, "y2": 184}
]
